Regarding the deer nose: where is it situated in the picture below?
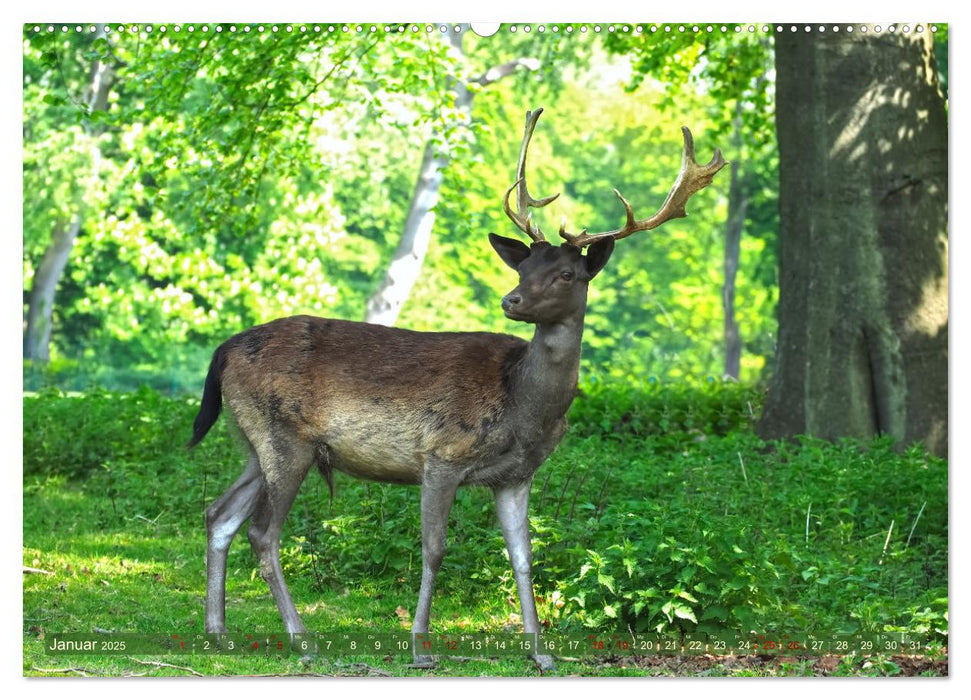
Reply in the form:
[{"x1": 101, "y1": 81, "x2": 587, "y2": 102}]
[{"x1": 501, "y1": 293, "x2": 522, "y2": 312}]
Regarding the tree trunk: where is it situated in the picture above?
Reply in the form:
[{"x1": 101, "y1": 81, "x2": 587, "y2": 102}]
[
  {"x1": 364, "y1": 31, "x2": 469, "y2": 326},
  {"x1": 364, "y1": 140, "x2": 449, "y2": 325},
  {"x1": 24, "y1": 219, "x2": 83, "y2": 361},
  {"x1": 759, "y1": 27, "x2": 948, "y2": 456},
  {"x1": 364, "y1": 33, "x2": 539, "y2": 326},
  {"x1": 722, "y1": 108, "x2": 748, "y2": 380},
  {"x1": 23, "y1": 26, "x2": 114, "y2": 362}
]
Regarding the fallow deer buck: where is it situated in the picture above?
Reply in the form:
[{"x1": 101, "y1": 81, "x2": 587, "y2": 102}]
[{"x1": 188, "y1": 108, "x2": 725, "y2": 670}]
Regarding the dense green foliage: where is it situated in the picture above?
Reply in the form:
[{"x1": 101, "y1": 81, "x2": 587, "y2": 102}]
[
  {"x1": 24, "y1": 385, "x2": 947, "y2": 673},
  {"x1": 24, "y1": 24, "x2": 777, "y2": 391}
]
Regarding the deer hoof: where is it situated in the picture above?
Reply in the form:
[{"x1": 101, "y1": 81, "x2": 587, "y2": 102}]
[
  {"x1": 533, "y1": 653, "x2": 555, "y2": 672},
  {"x1": 409, "y1": 654, "x2": 438, "y2": 669}
]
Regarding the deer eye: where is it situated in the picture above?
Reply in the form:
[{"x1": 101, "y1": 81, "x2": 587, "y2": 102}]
[{"x1": 559, "y1": 270, "x2": 574, "y2": 282}]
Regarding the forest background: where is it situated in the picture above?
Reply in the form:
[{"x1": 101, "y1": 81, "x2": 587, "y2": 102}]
[{"x1": 22, "y1": 23, "x2": 783, "y2": 391}]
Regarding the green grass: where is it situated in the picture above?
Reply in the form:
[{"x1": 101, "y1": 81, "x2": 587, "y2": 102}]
[{"x1": 23, "y1": 383, "x2": 948, "y2": 677}]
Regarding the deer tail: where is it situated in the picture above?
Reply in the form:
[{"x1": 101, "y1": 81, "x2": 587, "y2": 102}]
[{"x1": 187, "y1": 344, "x2": 228, "y2": 448}]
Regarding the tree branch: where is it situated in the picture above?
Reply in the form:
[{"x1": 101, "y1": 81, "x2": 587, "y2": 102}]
[{"x1": 474, "y1": 57, "x2": 541, "y2": 87}]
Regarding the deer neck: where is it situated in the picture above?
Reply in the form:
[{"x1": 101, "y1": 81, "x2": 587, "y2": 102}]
[{"x1": 509, "y1": 314, "x2": 585, "y2": 429}]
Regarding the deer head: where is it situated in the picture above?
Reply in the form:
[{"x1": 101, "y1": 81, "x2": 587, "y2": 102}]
[{"x1": 488, "y1": 107, "x2": 727, "y2": 325}]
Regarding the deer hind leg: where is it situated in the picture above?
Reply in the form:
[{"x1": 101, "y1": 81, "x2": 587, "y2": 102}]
[
  {"x1": 411, "y1": 473, "x2": 459, "y2": 665},
  {"x1": 246, "y1": 442, "x2": 315, "y2": 634},
  {"x1": 494, "y1": 479, "x2": 555, "y2": 671},
  {"x1": 205, "y1": 451, "x2": 263, "y2": 633}
]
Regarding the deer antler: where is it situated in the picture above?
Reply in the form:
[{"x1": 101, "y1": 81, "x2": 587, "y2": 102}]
[
  {"x1": 502, "y1": 108, "x2": 560, "y2": 244},
  {"x1": 559, "y1": 127, "x2": 728, "y2": 248}
]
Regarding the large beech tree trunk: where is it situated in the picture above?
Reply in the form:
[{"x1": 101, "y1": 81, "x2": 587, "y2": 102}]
[{"x1": 759, "y1": 27, "x2": 948, "y2": 456}]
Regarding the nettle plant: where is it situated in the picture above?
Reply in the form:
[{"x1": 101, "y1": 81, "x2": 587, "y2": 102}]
[{"x1": 560, "y1": 502, "x2": 778, "y2": 635}]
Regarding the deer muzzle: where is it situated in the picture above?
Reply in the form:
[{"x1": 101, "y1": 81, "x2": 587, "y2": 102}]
[{"x1": 501, "y1": 291, "x2": 524, "y2": 317}]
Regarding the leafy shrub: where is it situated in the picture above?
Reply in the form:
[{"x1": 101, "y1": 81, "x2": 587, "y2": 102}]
[
  {"x1": 560, "y1": 504, "x2": 780, "y2": 634},
  {"x1": 538, "y1": 431, "x2": 947, "y2": 641},
  {"x1": 22, "y1": 385, "x2": 948, "y2": 645},
  {"x1": 23, "y1": 386, "x2": 198, "y2": 478},
  {"x1": 570, "y1": 376, "x2": 764, "y2": 439}
]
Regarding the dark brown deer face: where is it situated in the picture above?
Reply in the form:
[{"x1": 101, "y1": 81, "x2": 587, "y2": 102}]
[{"x1": 489, "y1": 234, "x2": 614, "y2": 324}]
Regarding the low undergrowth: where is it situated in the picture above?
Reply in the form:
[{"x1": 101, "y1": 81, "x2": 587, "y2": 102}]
[{"x1": 23, "y1": 381, "x2": 947, "y2": 676}]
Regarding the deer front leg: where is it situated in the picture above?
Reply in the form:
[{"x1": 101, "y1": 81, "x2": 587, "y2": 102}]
[
  {"x1": 494, "y1": 479, "x2": 555, "y2": 672},
  {"x1": 411, "y1": 475, "x2": 459, "y2": 666}
]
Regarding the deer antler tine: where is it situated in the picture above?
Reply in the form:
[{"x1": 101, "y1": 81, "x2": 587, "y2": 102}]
[
  {"x1": 503, "y1": 178, "x2": 524, "y2": 220},
  {"x1": 681, "y1": 125, "x2": 696, "y2": 163},
  {"x1": 614, "y1": 189, "x2": 636, "y2": 228},
  {"x1": 519, "y1": 108, "x2": 543, "y2": 168},
  {"x1": 503, "y1": 108, "x2": 561, "y2": 244},
  {"x1": 528, "y1": 191, "x2": 560, "y2": 208},
  {"x1": 684, "y1": 126, "x2": 728, "y2": 175}
]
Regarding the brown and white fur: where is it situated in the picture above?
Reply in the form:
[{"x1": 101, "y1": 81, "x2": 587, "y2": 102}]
[{"x1": 189, "y1": 234, "x2": 615, "y2": 671}]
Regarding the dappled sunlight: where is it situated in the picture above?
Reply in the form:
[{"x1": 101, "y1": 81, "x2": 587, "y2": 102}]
[
  {"x1": 829, "y1": 84, "x2": 882, "y2": 162},
  {"x1": 24, "y1": 543, "x2": 163, "y2": 579},
  {"x1": 830, "y1": 81, "x2": 934, "y2": 165},
  {"x1": 902, "y1": 255, "x2": 949, "y2": 337},
  {"x1": 23, "y1": 529, "x2": 202, "y2": 579}
]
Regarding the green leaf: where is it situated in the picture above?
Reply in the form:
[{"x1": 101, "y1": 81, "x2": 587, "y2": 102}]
[
  {"x1": 597, "y1": 572, "x2": 616, "y2": 594},
  {"x1": 677, "y1": 590, "x2": 699, "y2": 603},
  {"x1": 700, "y1": 605, "x2": 730, "y2": 622},
  {"x1": 674, "y1": 604, "x2": 697, "y2": 623}
]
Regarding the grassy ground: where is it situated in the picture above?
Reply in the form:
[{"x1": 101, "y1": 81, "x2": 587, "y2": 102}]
[{"x1": 22, "y1": 384, "x2": 948, "y2": 677}]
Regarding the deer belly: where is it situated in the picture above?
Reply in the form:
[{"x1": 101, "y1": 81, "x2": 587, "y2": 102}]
[
  {"x1": 319, "y1": 413, "x2": 425, "y2": 485},
  {"x1": 324, "y1": 435, "x2": 424, "y2": 485}
]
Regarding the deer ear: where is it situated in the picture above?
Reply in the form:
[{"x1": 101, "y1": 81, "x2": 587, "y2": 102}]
[
  {"x1": 584, "y1": 237, "x2": 615, "y2": 279},
  {"x1": 489, "y1": 233, "x2": 531, "y2": 270}
]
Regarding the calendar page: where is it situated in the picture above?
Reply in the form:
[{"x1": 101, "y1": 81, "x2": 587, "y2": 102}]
[{"x1": 22, "y1": 16, "x2": 949, "y2": 681}]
